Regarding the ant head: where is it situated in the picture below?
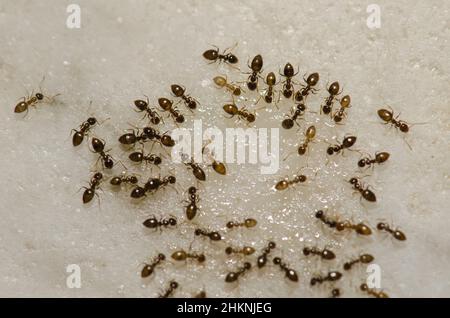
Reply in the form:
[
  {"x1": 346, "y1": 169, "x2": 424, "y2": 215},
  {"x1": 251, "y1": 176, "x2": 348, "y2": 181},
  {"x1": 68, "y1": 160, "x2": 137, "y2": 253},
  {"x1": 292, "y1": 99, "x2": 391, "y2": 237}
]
[
  {"x1": 315, "y1": 210, "x2": 324, "y2": 218},
  {"x1": 349, "y1": 177, "x2": 358, "y2": 184},
  {"x1": 158, "y1": 253, "x2": 165, "y2": 260},
  {"x1": 87, "y1": 117, "x2": 97, "y2": 125},
  {"x1": 326, "y1": 147, "x2": 334, "y2": 155},
  {"x1": 93, "y1": 172, "x2": 103, "y2": 180},
  {"x1": 36, "y1": 93, "x2": 44, "y2": 100},
  {"x1": 188, "y1": 186, "x2": 197, "y2": 195},
  {"x1": 357, "y1": 159, "x2": 366, "y2": 168}
]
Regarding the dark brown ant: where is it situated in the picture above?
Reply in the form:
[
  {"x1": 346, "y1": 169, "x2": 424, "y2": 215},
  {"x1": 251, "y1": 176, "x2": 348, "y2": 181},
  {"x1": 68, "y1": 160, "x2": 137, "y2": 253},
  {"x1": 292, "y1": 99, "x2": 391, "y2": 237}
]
[
  {"x1": 281, "y1": 103, "x2": 305, "y2": 129},
  {"x1": 90, "y1": 138, "x2": 114, "y2": 169},
  {"x1": 223, "y1": 103, "x2": 255, "y2": 123},
  {"x1": 194, "y1": 228, "x2": 222, "y2": 241},
  {"x1": 171, "y1": 250, "x2": 205, "y2": 263},
  {"x1": 273, "y1": 257, "x2": 298, "y2": 282},
  {"x1": 261, "y1": 72, "x2": 278, "y2": 104},
  {"x1": 14, "y1": 87, "x2": 59, "y2": 115},
  {"x1": 171, "y1": 84, "x2": 198, "y2": 109},
  {"x1": 275, "y1": 174, "x2": 307, "y2": 191},
  {"x1": 343, "y1": 254, "x2": 374, "y2": 270},
  {"x1": 130, "y1": 175, "x2": 176, "y2": 199},
  {"x1": 203, "y1": 45, "x2": 238, "y2": 65},
  {"x1": 225, "y1": 246, "x2": 256, "y2": 256},
  {"x1": 143, "y1": 216, "x2": 177, "y2": 230},
  {"x1": 349, "y1": 177, "x2": 377, "y2": 202},
  {"x1": 225, "y1": 262, "x2": 252, "y2": 283},
  {"x1": 360, "y1": 283, "x2": 389, "y2": 298},
  {"x1": 159, "y1": 280, "x2": 178, "y2": 298},
  {"x1": 321, "y1": 81, "x2": 341, "y2": 115},
  {"x1": 71, "y1": 117, "x2": 97, "y2": 146},
  {"x1": 333, "y1": 95, "x2": 351, "y2": 123},
  {"x1": 315, "y1": 210, "x2": 337, "y2": 228},
  {"x1": 297, "y1": 125, "x2": 316, "y2": 155},
  {"x1": 310, "y1": 271, "x2": 342, "y2": 286},
  {"x1": 280, "y1": 63, "x2": 298, "y2": 98},
  {"x1": 294, "y1": 72, "x2": 319, "y2": 102},
  {"x1": 128, "y1": 150, "x2": 162, "y2": 166},
  {"x1": 110, "y1": 174, "x2": 138, "y2": 186},
  {"x1": 331, "y1": 288, "x2": 341, "y2": 298},
  {"x1": 302, "y1": 247, "x2": 336, "y2": 260},
  {"x1": 377, "y1": 222, "x2": 406, "y2": 241},
  {"x1": 118, "y1": 128, "x2": 149, "y2": 146},
  {"x1": 195, "y1": 290, "x2": 207, "y2": 298},
  {"x1": 182, "y1": 154, "x2": 206, "y2": 181},
  {"x1": 378, "y1": 107, "x2": 410, "y2": 132},
  {"x1": 134, "y1": 98, "x2": 162, "y2": 125},
  {"x1": 158, "y1": 98, "x2": 185, "y2": 123},
  {"x1": 185, "y1": 186, "x2": 199, "y2": 220},
  {"x1": 213, "y1": 76, "x2": 242, "y2": 96},
  {"x1": 82, "y1": 172, "x2": 103, "y2": 204},
  {"x1": 246, "y1": 55, "x2": 264, "y2": 90},
  {"x1": 326, "y1": 136, "x2": 357, "y2": 155},
  {"x1": 257, "y1": 241, "x2": 276, "y2": 268},
  {"x1": 358, "y1": 152, "x2": 390, "y2": 169},
  {"x1": 141, "y1": 253, "x2": 165, "y2": 278},
  {"x1": 226, "y1": 218, "x2": 257, "y2": 229},
  {"x1": 141, "y1": 127, "x2": 175, "y2": 147},
  {"x1": 336, "y1": 220, "x2": 372, "y2": 236}
]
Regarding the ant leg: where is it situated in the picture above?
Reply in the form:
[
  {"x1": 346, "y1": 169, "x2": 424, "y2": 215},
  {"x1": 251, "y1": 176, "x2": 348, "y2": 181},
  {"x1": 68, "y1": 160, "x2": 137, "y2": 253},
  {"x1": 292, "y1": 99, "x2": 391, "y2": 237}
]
[{"x1": 223, "y1": 42, "x2": 238, "y2": 55}]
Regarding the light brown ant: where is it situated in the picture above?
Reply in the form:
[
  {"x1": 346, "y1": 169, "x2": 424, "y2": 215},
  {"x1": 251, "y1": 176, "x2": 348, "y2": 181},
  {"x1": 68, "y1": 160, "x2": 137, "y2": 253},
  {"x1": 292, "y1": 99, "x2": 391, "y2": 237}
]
[
  {"x1": 257, "y1": 241, "x2": 276, "y2": 268},
  {"x1": 275, "y1": 173, "x2": 307, "y2": 191},
  {"x1": 82, "y1": 172, "x2": 103, "y2": 204},
  {"x1": 360, "y1": 283, "x2": 389, "y2": 298},
  {"x1": 336, "y1": 220, "x2": 372, "y2": 236},
  {"x1": 294, "y1": 72, "x2": 319, "y2": 102},
  {"x1": 297, "y1": 125, "x2": 316, "y2": 155},
  {"x1": 280, "y1": 63, "x2": 298, "y2": 98},
  {"x1": 225, "y1": 262, "x2": 252, "y2": 283},
  {"x1": 203, "y1": 44, "x2": 238, "y2": 65},
  {"x1": 90, "y1": 137, "x2": 114, "y2": 169},
  {"x1": 358, "y1": 152, "x2": 390, "y2": 169},
  {"x1": 171, "y1": 250, "x2": 205, "y2": 263},
  {"x1": 303, "y1": 246, "x2": 336, "y2": 260},
  {"x1": 333, "y1": 95, "x2": 351, "y2": 123},
  {"x1": 343, "y1": 254, "x2": 374, "y2": 270},
  {"x1": 71, "y1": 117, "x2": 97, "y2": 146},
  {"x1": 171, "y1": 84, "x2": 198, "y2": 109},
  {"x1": 110, "y1": 174, "x2": 138, "y2": 186},
  {"x1": 378, "y1": 107, "x2": 410, "y2": 132},
  {"x1": 158, "y1": 98, "x2": 185, "y2": 123},
  {"x1": 321, "y1": 81, "x2": 341, "y2": 115},
  {"x1": 226, "y1": 218, "x2": 257, "y2": 229},
  {"x1": 315, "y1": 210, "x2": 337, "y2": 228},
  {"x1": 159, "y1": 280, "x2": 178, "y2": 298},
  {"x1": 223, "y1": 103, "x2": 255, "y2": 123},
  {"x1": 377, "y1": 222, "x2": 406, "y2": 241},
  {"x1": 349, "y1": 177, "x2": 377, "y2": 202},
  {"x1": 213, "y1": 76, "x2": 242, "y2": 96},
  {"x1": 281, "y1": 103, "x2": 306, "y2": 129},
  {"x1": 202, "y1": 142, "x2": 227, "y2": 175},
  {"x1": 143, "y1": 216, "x2": 177, "y2": 230},
  {"x1": 185, "y1": 186, "x2": 199, "y2": 220},
  {"x1": 194, "y1": 228, "x2": 222, "y2": 241},
  {"x1": 310, "y1": 271, "x2": 342, "y2": 286},
  {"x1": 133, "y1": 98, "x2": 162, "y2": 125},
  {"x1": 14, "y1": 83, "x2": 59, "y2": 116},
  {"x1": 128, "y1": 150, "x2": 162, "y2": 166},
  {"x1": 273, "y1": 257, "x2": 299, "y2": 282},
  {"x1": 246, "y1": 54, "x2": 263, "y2": 91},
  {"x1": 225, "y1": 246, "x2": 256, "y2": 256},
  {"x1": 141, "y1": 253, "x2": 165, "y2": 278},
  {"x1": 182, "y1": 154, "x2": 206, "y2": 181},
  {"x1": 130, "y1": 175, "x2": 176, "y2": 199},
  {"x1": 326, "y1": 136, "x2": 357, "y2": 155}
]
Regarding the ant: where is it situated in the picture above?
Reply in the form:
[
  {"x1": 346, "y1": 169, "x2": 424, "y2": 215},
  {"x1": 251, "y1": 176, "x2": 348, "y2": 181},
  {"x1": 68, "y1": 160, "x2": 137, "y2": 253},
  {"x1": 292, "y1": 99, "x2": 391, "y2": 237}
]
[
  {"x1": 134, "y1": 98, "x2": 162, "y2": 125},
  {"x1": 336, "y1": 220, "x2": 372, "y2": 236},
  {"x1": 203, "y1": 44, "x2": 238, "y2": 65},
  {"x1": 257, "y1": 241, "x2": 276, "y2": 268},
  {"x1": 171, "y1": 84, "x2": 198, "y2": 109},
  {"x1": 377, "y1": 222, "x2": 406, "y2": 241},
  {"x1": 294, "y1": 72, "x2": 319, "y2": 102},
  {"x1": 143, "y1": 216, "x2": 177, "y2": 230},
  {"x1": 82, "y1": 172, "x2": 103, "y2": 204},
  {"x1": 145, "y1": 127, "x2": 175, "y2": 147},
  {"x1": 14, "y1": 85, "x2": 59, "y2": 115},
  {"x1": 315, "y1": 210, "x2": 337, "y2": 228},
  {"x1": 349, "y1": 177, "x2": 377, "y2": 202},
  {"x1": 226, "y1": 218, "x2": 257, "y2": 229},
  {"x1": 343, "y1": 254, "x2": 374, "y2": 271},
  {"x1": 128, "y1": 150, "x2": 162, "y2": 166},
  {"x1": 260, "y1": 72, "x2": 278, "y2": 104},
  {"x1": 378, "y1": 107, "x2": 410, "y2": 133},
  {"x1": 360, "y1": 283, "x2": 389, "y2": 298},
  {"x1": 331, "y1": 288, "x2": 341, "y2": 298},
  {"x1": 171, "y1": 250, "x2": 205, "y2": 263},
  {"x1": 275, "y1": 174, "x2": 307, "y2": 191},
  {"x1": 223, "y1": 103, "x2": 255, "y2": 123},
  {"x1": 302, "y1": 246, "x2": 336, "y2": 260},
  {"x1": 225, "y1": 246, "x2": 256, "y2": 256},
  {"x1": 90, "y1": 138, "x2": 114, "y2": 169},
  {"x1": 297, "y1": 125, "x2": 316, "y2": 155},
  {"x1": 280, "y1": 62, "x2": 298, "y2": 98},
  {"x1": 333, "y1": 95, "x2": 351, "y2": 123},
  {"x1": 110, "y1": 174, "x2": 138, "y2": 186},
  {"x1": 71, "y1": 117, "x2": 97, "y2": 146},
  {"x1": 202, "y1": 141, "x2": 227, "y2": 175},
  {"x1": 159, "y1": 281, "x2": 178, "y2": 298},
  {"x1": 141, "y1": 253, "x2": 165, "y2": 278},
  {"x1": 130, "y1": 175, "x2": 176, "y2": 199},
  {"x1": 213, "y1": 76, "x2": 242, "y2": 96},
  {"x1": 281, "y1": 103, "x2": 305, "y2": 129},
  {"x1": 225, "y1": 262, "x2": 252, "y2": 283},
  {"x1": 358, "y1": 151, "x2": 390, "y2": 169},
  {"x1": 194, "y1": 228, "x2": 222, "y2": 241},
  {"x1": 273, "y1": 257, "x2": 298, "y2": 282},
  {"x1": 182, "y1": 154, "x2": 206, "y2": 181},
  {"x1": 326, "y1": 135, "x2": 357, "y2": 155},
  {"x1": 195, "y1": 290, "x2": 207, "y2": 298},
  {"x1": 185, "y1": 186, "x2": 199, "y2": 220},
  {"x1": 310, "y1": 271, "x2": 342, "y2": 286},
  {"x1": 118, "y1": 128, "x2": 149, "y2": 146},
  {"x1": 321, "y1": 81, "x2": 341, "y2": 115},
  {"x1": 158, "y1": 98, "x2": 185, "y2": 123},
  {"x1": 246, "y1": 54, "x2": 263, "y2": 90}
]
